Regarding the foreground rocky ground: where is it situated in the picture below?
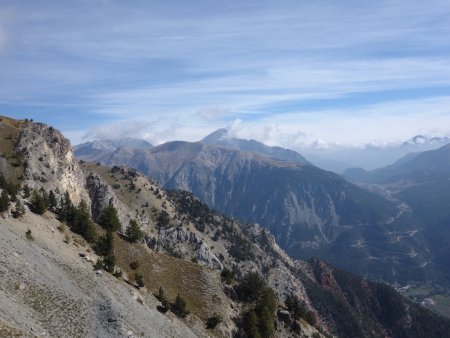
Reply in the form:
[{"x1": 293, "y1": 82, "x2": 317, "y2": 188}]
[{"x1": 0, "y1": 210, "x2": 209, "y2": 338}]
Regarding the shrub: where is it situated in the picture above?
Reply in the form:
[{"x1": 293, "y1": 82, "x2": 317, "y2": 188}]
[
  {"x1": 103, "y1": 254, "x2": 116, "y2": 273},
  {"x1": 304, "y1": 310, "x2": 317, "y2": 326},
  {"x1": 94, "y1": 259, "x2": 104, "y2": 270},
  {"x1": 206, "y1": 314, "x2": 222, "y2": 329},
  {"x1": 12, "y1": 199, "x2": 25, "y2": 218},
  {"x1": 25, "y1": 229, "x2": 33, "y2": 241},
  {"x1": 220, "y1": 267, "x2": 235, "y2": 284},
  {"x1": 155, "y1": 286, "x2": 170, "y2": 310},
  {"x1": 130, "y1": 261, "x2": 139, "y2": 270},
  {"x1": 171, "y1": 294, "x2": 189, "y2": 318},
  {"x1": 157, "y1": 210, "x2": 170, "y2": 227},
  {"x1": 113, "y1": 270, "x2": 123, "y2": 278},
  {"x1": 134, "y1": 272, "x2": 144, "y2": 288}
]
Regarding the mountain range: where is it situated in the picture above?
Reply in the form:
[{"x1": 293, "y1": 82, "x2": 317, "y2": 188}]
[
  {"x1": 74, "y1": 131, "x2": 448, "y2": 289},
  {"x1": 302, "y1": 135, "x2": 450, "y2": 173}
]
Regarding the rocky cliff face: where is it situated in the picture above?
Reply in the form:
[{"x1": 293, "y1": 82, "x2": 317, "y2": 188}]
[{"x1": 16, "y1": 122, "x2": 90, "y2": 205}]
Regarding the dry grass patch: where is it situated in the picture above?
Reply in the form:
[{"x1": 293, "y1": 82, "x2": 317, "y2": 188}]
[{"x1": 113, "y1": 234, "x2": 224, "y2": 320}]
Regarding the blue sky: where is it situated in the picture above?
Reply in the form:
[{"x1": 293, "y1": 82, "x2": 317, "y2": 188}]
[{"x1": 1, "y1": 0, "x2": 450, "y2": 148}]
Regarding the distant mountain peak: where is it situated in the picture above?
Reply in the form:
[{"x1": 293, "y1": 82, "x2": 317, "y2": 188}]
[
  {"x1": 201, "y1": 128, "x2": 310, "y2": 164},
  {"x1": 201, "y1": 128, "x2": 229, "y2": 143},
  {"x1": 403, "y1": 134, "x2": 450, "y2": 146}
]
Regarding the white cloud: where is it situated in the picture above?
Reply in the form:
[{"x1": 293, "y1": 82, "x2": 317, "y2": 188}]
[{"x1": 196, "y1": 106, "x2": 232, "y2": 121}]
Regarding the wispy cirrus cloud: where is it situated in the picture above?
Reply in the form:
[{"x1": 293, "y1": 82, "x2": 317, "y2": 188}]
[{"x1": 1, "y1": 0, "x2": 450, "y2": 146}]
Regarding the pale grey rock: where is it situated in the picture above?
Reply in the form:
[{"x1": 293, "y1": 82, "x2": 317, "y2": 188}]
[
  {"x1": 195, "y1": 241, "x2": 223, "y2": 270},
  {"x1": 16, "y1": 122, "x2": 90, "y2": 205}
]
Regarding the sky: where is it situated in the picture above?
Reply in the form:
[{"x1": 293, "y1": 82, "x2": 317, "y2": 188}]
[{"x1": 1, "y1": 0, "x2": 450, "y2": 149}]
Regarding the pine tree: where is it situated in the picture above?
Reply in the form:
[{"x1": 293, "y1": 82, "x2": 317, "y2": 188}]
[
  {"x1": 48, "y1": 190, "x2": 57, "y2": 212},
  {"x1": 239, "y1": 271, "x2": 266, "y2": 301},
  {"x1": 285, "y1": 293, "x2": 304, "y2": 320},
  {"x1": 243, "y1": 310, "x2": 261, "y2": 338},
  {"x1": 98, "y1": 205, "x2": 122, "y2": 231},
  {"x1": 0, "y1": 189, "x2": 9, "y2": 212},
  {"x1": 58, "y1": 191, "x2": 73, "y2": 222},
  {"x1": 0, "y1": 174, "x2": 6, "y2": 190},
  {"x1": 22, "y1": 184, "x2": 31, "y2": 198},
  {"x1": 29, "y1": 190, "x2": 47, "y2": 214},
  {"x1": 125, "y1": 219, "x2": 143, "y2": 242},
  {"x1": 97, "y1": 229, "x2": 114, "y2": 257},
  {"x1": 71, "y1": 199, "x2": 96, "y2": 242},
  {"x1": 12, "y1": 199, "x2": 25, "y2": 218},
  {"x1": 6, "y1": 183, "x2": 18, "y2": 202},
  {"x1": 103, "y1": 253, "x2": 116, "y2": 273},
  {"x1": 255, "y1": 288, "x2": 277, "y2": 337}
]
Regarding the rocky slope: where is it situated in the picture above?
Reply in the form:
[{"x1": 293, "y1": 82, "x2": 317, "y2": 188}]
[
  {"x1": 2, "y1": 116, "x2": 450, "y2": 337},
  {"x1": 0, "y1": 212, "x2": 204, "y2": 338}
]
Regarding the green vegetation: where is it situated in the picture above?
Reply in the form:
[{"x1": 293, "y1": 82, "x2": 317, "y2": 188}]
[
  {"x1": 0, "y1": 174, "x2": 19, "y2": 202},
  {"x1": 12, "y1": 199, "x2": 26, "y2": 218},
  {"x1": 171, "y1": 294, "x2": 189, "y2": 318},
  {"x1": 29, "y1": 189, "x2": 47, "y2": 215},
  {"x1": 103, "y1": 253, "x2": 116, "y2": 273},
  {"x1": 236, "y1": 271, "x2": 278, "y2": 338},
  {"x1": 58, "y1": 191, "x2": 73, "y2": 223},
  {"x1": 220, "y1": 267, "x2": 235, "y2": 284},
  {"x1": 98, "y1": 205, "x2": 122, "y2": 231},
  {"x1": 157, "y1": 210, "x2": 170, "y2": 227},
  {"x1": 206, "y1": 313, "x2": 222, "y2": 329},
  {"x1": 94, "y1": 258, "x2": 104, "y2": 270},
  {"x1": 25, "y1": 229, "x2": 34, "y2": 241},
  {"x1": 0, "y1": 189, "x2": 9, "y2": 212},
  {"x1": 125, "y1": 219, "x2": 143, "y2": 242},
  {"x1": 47, "y1": 190, "x2": 57, "y2": 212},
  {"x1": 70, "y1": 199, "x2": 97, "y2": 242},
  {"x1": 155, "y1": 286, "x2": 170, "y2": 311},
  {"x1": 134, "y1": 272, "x2": 144, "y2": 288},
  {"x1": 285, "y1": 293, "x2": 308, "y2": 321},
  {"x1": 237, "y1": 271, "x2": 266, "y2": 302},
  {"x1": 130, "y1": 260, "x2": 139, "y2": 270}
]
